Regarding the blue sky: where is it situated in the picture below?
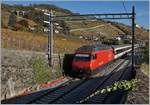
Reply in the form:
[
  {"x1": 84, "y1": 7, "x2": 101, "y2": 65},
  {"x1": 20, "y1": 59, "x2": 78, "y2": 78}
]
[{"x1": 2, "y1": 0, "x2": 149, "y2": 29}]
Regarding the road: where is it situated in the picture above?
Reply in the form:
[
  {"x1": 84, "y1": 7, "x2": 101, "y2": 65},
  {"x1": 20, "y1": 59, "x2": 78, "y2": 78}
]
[{"x1": 70, "y1": 25, "x2": 105, "y2": 32}]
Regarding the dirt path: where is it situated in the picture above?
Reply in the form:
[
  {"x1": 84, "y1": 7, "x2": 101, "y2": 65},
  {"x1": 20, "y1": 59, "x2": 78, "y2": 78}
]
[{"x1": 70, "y1": 25, "x2": 104, "y2": 32}]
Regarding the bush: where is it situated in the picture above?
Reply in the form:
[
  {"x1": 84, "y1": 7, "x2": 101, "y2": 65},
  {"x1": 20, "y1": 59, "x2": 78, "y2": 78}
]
[
  {"x1": 13, "y1": 23, "x2": 22, "y2": 31},
  {"x1": 8, "y1": 11, "x2": 17, "y2": 28},
  {"x1": 58, "y1": 20, "x2": 70, "y2": 35},
  {"x1": 79, "y1": 79, "x2": 141, "y2": 103},
  {"x1": 31, "y1": 57, "x2": 52, "y2": 84},
  {"x1": 18, "y1": 19, "x2": 29, "y2": 27},
  {"x1": 103, "y1": 39, "x2": 119, "y2": 45}
]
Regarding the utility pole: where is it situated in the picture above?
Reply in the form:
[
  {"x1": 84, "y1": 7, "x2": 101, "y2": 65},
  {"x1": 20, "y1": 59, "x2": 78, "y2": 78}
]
[
  {"x1": 132, "y1": 6, "x2": 135, "y2": 70},
  {"x1": 44, "y1": 10, "x2": 54, "y2": 66},
  {"x1": 50, "y1": 10, "x2": 54, "y2": 67}
]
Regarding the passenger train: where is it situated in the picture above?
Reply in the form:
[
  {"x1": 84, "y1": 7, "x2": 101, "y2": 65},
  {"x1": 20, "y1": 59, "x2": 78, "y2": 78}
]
[{"x1": 71, "y1": 44, "x2": 138, "y2": 77}]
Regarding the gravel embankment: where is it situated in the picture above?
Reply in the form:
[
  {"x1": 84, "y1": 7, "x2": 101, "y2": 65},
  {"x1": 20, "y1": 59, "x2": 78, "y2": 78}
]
[{"x1": 126, "y1": 69, "x2": 149, "y2": 104}]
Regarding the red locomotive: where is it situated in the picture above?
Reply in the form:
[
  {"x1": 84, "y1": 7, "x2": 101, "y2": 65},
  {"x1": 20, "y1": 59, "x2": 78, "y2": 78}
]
[{"x1": 71, "y1": 44, "x2": 133, "y2": 77}]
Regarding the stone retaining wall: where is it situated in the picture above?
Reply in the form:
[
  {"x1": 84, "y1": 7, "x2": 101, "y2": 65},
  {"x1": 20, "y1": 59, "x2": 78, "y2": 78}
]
[{"x1": 1, "y1": 49, "x2": 63, "y2": 100}]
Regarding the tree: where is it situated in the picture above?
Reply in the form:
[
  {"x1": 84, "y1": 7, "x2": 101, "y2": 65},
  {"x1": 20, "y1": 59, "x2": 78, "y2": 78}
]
[
  {"x1": 59, "y1": 20, "x2": 70, "y2": 35},
  {"x1": 13, "y1": 23, "x2": 22, "y2": 31},
  {"x1": 64, "y1": 26, "x2": 70, "y2": 35},
  {"x1": 8, "y1": 11, "x2": 17, "y2": 28},
  {"x1": 18, "y1": 19, "x2": 29, "y2": 27},
  {"x1": 23, "y1": 14, "x2": 30, "y2": 19}
]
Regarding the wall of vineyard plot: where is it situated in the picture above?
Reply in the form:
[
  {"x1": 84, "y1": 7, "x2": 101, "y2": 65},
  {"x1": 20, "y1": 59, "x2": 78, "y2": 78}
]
[{"x1": 1, "y1": 49, "x2": 64, "y2": 100}]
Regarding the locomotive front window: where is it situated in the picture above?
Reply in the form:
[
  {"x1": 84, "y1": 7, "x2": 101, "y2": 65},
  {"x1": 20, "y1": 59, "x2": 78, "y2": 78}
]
[{"x1": 74, "y1": 54, "x2": 91, "y2": 61}]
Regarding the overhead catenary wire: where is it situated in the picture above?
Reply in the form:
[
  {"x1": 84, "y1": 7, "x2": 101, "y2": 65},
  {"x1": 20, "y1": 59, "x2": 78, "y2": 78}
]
[
  {"x1": 121, "y1": 0, "x2": 131, "y2": 20},
  {"x1": 122, "y1": 0, "x2": 128, "y2": 13}
]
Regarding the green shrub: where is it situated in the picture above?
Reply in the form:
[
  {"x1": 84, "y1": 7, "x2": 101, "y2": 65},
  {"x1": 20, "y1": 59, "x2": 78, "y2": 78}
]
[
  {"x1": 100, "y1": 79, "x2": 141, "y2": 94},
  {"x1": 31, "y1": 57, "x2": 52, "y2": 84},
  {"x1": 78, "y1": 79, "x2": 141, "y2": 103},
  {"x1": 18, "y1": 19, "x2": 29, "y2": 28},
  {"x1": 8, "y1": 11, "x2": 17, "y2": 28}
]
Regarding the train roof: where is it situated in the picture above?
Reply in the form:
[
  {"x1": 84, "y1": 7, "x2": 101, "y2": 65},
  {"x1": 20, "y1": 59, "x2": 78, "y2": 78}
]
[
  {"x1": 76, "y1": 44, "x2": 112, "y2": 52},
  {"x1": 111, "y1": 44, "x2": 132, "y2": 50},
  {"x1": 111, "y1": 44, "x2": 131, "y2": 48},
  {"x1": 76, "y1": 44, "x2": 132, "y2": 52}
]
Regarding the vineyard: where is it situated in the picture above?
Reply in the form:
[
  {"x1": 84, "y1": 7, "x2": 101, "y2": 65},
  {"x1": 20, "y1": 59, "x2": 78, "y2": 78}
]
[{"x1": 1, "y1": 28, "x2": 89, "y2": 53}]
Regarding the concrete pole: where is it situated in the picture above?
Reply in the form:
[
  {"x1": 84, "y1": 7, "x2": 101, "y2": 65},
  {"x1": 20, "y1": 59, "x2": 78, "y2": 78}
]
[
  {"x1": 48, "y1": 10, "x2": 54, "y2": 66},
  {"x1": 51, "y1": 10, "x2": 54, "y2": 67}
]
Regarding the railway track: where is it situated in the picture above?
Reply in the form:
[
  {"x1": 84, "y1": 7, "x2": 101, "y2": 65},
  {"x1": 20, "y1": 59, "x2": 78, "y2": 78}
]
[
  {"x1": 30, "y1": 58, "x2": 127, "y2": 104},
  {"x1": 83, "y1": 59, "x2": 132, "y2": 104},
  {"x1": 53, "y1": 58, "x2": 129, "y2": 104},
  {"x1": 2, "y1": 56, "x2": 132, "y2": 104},
  {"x1": 30, "y1": 79, "x2": 87, "y2": 104}
]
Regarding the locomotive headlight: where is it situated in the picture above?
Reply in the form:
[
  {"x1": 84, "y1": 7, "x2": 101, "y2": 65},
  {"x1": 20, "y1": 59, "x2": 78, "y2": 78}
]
[{"x1": 91, "y1": 54, "x2": 97, "y2": 60}]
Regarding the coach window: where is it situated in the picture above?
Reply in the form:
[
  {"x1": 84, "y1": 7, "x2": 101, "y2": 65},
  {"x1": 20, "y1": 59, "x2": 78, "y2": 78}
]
[{"x1": 116, "y1": 49, "x2": 122, "y2": 54}]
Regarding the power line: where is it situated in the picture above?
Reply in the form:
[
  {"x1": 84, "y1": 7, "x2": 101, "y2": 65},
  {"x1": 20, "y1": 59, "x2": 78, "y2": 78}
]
[{"x1": 122, "y1": 1, "x2": 128, "y2": 13}]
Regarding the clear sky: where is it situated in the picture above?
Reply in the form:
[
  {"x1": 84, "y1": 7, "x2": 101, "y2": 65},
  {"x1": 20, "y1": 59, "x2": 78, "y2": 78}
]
[{"x1": 2, "y1": 0, "x2": 149, "y2": 29}]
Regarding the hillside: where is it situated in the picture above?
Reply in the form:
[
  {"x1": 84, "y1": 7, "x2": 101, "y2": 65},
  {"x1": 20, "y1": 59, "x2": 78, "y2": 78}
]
[
  {"x1": 1, "y1": 3, "x2": 149, "y2": 51},
  {"x1": 68, "y1": 21, "x2": 125, "y2": 38},
  {"x1": 111, "y1": 22, "x2": 149, "y2": 41},
  {"x1": 1, "y1": 3, "x2": 73, "y2": 29}
]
